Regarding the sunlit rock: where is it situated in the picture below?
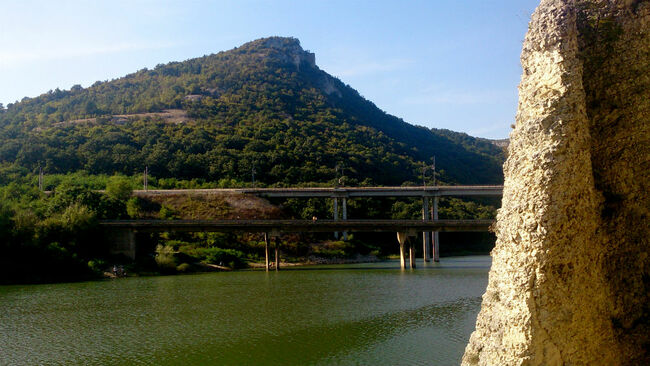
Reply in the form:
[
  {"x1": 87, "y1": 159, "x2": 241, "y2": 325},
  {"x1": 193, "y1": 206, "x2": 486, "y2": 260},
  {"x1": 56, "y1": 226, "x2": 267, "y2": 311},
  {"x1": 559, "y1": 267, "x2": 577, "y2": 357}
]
[{"x1": 462, "y1": 0, "x2": 649, "y2": 365}]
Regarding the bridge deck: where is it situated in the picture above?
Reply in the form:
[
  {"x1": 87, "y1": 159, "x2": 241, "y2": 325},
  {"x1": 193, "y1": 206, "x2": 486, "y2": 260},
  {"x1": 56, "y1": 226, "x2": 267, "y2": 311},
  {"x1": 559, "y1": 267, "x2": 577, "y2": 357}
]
[
  {"x1": 99, "y1": 219, "x2": 494, "y2": 233},
  {"x1": 132, "y1": 185, "x2": 503, "y2": 198}
]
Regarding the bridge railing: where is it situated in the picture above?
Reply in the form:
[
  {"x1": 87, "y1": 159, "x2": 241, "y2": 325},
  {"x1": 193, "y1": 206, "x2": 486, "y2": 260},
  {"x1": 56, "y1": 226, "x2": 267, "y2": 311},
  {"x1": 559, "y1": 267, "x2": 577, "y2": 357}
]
[
  {"x1": 99, "y1": 219, "x2": 494, "y2": 233},
  {"x1": 131, "y1": 185, "x2": 503, "y2": 198}
]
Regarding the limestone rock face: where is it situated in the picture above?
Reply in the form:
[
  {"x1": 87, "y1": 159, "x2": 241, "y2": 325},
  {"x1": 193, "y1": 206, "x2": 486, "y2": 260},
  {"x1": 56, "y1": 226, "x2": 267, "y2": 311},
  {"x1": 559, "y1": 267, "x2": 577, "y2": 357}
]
[{"x1": 462, "y1": 1, "x2": 649, "y2": 365}]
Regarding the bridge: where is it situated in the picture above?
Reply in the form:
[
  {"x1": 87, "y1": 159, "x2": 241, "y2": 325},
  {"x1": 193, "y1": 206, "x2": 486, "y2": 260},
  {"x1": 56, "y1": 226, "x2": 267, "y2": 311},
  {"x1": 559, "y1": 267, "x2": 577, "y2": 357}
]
[
  {"x1": 132, "y1": 185, "x2": 503, "y2": 198},
  {"x1": 100, "y1": 219, "x2": 493, "y2": 233},
  {"x1": 107, "y1": 185, "x2": 502, "y2": 269}
]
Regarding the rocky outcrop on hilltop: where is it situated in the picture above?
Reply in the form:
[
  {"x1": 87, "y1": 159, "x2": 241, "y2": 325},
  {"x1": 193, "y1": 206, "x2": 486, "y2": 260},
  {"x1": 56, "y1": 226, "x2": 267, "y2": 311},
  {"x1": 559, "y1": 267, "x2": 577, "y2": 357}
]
[
  {"x1": 462, "y1": 0, "x2": 649, "y2": 365},
  {"x1": 247, "y1": 37, "x2": 316, "y2": 70}
]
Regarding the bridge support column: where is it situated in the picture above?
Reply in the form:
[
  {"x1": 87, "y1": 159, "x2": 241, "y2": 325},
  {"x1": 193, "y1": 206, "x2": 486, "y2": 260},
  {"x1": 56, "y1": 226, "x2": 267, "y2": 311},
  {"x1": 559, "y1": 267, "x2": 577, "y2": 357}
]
[
  {"x1": 264, "y1": 233, "x2": 270, "y2": 271},
  {"x1": 342, "y1": 197, "x2": 348, "y2": 241},
  {"x1": 432, "y1": 197, "x2": 440, "y2": 262},
  {"x1": 274, "y1": 236, "x2": 280, "y2": 271},
  {"x1": 109, "y1": 228, "x2": 137, "y2": 260},
  {"x1": 333, "y1": 197, "x2": 339, "y2": 239},
  {"x1": 422, "y1": 197, "x2": 431, "y2": 262},
  {"x1": 397, "y1": 232, "x2": 408, "y2": 269},
  {"x1": 409, "y1": 241, "x2": 416, "y2": 269}
]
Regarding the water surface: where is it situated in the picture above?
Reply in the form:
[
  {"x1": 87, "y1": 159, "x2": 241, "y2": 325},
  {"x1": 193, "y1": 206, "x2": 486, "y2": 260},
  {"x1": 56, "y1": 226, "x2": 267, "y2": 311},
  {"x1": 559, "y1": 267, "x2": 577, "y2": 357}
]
[{"x1": 0, "y1": 256, "x2": 490, "y2": 366}]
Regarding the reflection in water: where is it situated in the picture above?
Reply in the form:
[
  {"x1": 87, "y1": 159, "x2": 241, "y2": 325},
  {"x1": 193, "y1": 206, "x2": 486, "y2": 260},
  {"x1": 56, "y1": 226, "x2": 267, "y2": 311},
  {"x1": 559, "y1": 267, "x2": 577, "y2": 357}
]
[{"x1": 0, "y1": 256, "x2": 490, "y2": 366}]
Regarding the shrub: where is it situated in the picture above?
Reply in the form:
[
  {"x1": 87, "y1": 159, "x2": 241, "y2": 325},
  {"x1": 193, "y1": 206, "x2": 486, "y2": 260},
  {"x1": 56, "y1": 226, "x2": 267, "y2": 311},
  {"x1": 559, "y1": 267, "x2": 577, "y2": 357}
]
[
  {"x1": 61, "y1": 203, "x2": 97, "y2": 230},
  {"x1": 126, "y1": 197, "x2": 143, "y2": 218},
  {"x1": 48, "y1": 185, "x2": 125, "y2": 219},
  {"x1": 155, "y1": 244, "x2": 177, "y2": 273},
  {"x1": 176, "y1": 263, "x2": 191, "y2": 272},
  {"x1": 204, "y1": 247, "x2": 247, "y2": 269},
  {"x1": 178, "y1": 246, "x2": 247, "y2": 269},
  {"x1": 312, "y1": 240, "x2": 355, "y2": 258},
  {"x1": 36, "y1": 203, "x2": 99, "y2": 258},
  {"x1": 159, "y1": 205, "x2": 177, "y2": 219},
  {"x1": 87, "y1": 259, "x2": 107, "y2": 274},
  {"x1": 105, "y1": 175, "x2": 133, "y2": 202},
  {"x1": 126, "y1": 197, "x2": 160, "y2": 219},
  {"x1": 0, "y1": 202, "x2": 13, "y2": 241}
]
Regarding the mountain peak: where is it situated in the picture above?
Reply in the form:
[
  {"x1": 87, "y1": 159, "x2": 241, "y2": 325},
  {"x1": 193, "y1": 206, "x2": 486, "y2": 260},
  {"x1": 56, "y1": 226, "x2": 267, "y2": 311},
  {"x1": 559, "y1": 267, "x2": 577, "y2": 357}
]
[{"x1": 237, "y1": 36, "x2": 316, "y2": 70}]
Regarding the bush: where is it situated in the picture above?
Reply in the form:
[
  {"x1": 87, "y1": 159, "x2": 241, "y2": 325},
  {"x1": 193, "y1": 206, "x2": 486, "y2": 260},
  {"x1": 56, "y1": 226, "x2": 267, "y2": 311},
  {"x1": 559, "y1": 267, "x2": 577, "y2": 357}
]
[
  {"x1": 48, "y1": 185, "x2": 125, "y2": 219},
  {"x1": 176, "y1": 263, "x2": 191, "y2": 272},
  {"x1": 0, "y1": 202, "x2": 13, "y2": 241},
  {"x1": 37, "y1": 203, "x2": 100, "y2": 259},
  {"x1": 126, "y1": 197, "x2": 160, "y2": 219},
  {"x1": 179, "y1": 246, "x2": 247, "y2": 269},
  {"x1": 61, "y1": 203, "x2": 97, "y2": 230},
  {"x1": 312, "y1": 240, "x2": 354, "y2": 258},
  {"x1": 126, "y1": 197, "x2": 144, "y2": 218},
  {"x1": 155, "y1": 244, "x2": 177, "y2": 273},
  {"x1": 88, "y1": 259, "x2": 107, "y2": 274},
  {"x1": 159, "y1": 205, "x2": 177, "y2": 219},
  {"x1": 105, "y1": 175, "x2": 133, "y2": 202},
  {"x1": 204, "y1": 248, "x2": 245, "y2": 268}
]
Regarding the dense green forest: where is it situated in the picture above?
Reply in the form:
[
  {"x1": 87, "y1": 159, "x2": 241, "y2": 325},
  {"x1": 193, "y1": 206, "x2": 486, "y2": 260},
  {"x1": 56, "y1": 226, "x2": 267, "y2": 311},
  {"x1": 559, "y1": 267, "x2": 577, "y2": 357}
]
[{"x1": 0, "y1": 37, "x2": 504, "y2": 284}]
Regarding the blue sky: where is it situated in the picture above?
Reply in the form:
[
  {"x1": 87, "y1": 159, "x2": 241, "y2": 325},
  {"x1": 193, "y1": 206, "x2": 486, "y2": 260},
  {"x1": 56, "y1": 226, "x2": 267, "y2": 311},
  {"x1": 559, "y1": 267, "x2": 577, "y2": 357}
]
[{"x1": 0, "y1": 0, "x2": 539, "y2": 139}]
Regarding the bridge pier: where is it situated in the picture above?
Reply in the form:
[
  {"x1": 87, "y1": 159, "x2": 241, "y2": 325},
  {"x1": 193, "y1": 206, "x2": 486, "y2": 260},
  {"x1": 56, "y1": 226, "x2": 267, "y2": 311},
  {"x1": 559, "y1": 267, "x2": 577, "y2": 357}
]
[
  {"x1": 409, "y1": 240, "x2": 416, "y2": 269},
  {"x1": 108, "y1": 228, "x2": 137, "y2": 260},
  {"x1": 433, "y1": 197, "x2": 440, "y2": 262},
  {"x1": 397, "y1": 232, "x2": 408, "y2": 269},
  {"x1": 264, "y1": 233, "x2": 270, "y2": 271},
  {"x1": 397, "y1": 232, "x2": 417, "y2": 269},
  {"x1": 333, "y1": 198, "x2": 339, "y2": 239},
  {"x1": 423, "y1": 197, "x2": 431, "y2": 262},
  {"x1": 342, "y1": 197, "x2": 348, "y2": 241},
  {"x1": 274, "y1": 236, "x2": 280, "y2": 271}
]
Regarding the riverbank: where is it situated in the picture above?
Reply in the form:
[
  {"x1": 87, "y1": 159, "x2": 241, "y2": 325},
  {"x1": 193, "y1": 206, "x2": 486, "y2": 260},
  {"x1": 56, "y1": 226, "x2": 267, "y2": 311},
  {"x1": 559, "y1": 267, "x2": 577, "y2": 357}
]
[
  {"x1": 101, "y1": 250, "x2": 494, "y2": 281},
  {"x1": 247, "y1": 254, "x2": 383, "y2": 268},
  {"x1": 103, "y1": 254, "x2": 384, "y2": 279}
]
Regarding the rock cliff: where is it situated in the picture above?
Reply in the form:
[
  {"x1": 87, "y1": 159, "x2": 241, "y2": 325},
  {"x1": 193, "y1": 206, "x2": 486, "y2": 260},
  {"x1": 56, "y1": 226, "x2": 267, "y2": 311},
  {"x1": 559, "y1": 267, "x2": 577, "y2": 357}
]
[{"x1": 462, "y1": 0, "x2": 649, "y2": 365}]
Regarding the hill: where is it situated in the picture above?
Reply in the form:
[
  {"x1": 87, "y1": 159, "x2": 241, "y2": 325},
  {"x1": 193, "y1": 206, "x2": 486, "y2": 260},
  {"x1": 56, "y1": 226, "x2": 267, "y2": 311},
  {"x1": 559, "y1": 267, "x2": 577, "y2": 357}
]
[{"x1": 0, "y1": 37, "x2": 503, "y2": 186}]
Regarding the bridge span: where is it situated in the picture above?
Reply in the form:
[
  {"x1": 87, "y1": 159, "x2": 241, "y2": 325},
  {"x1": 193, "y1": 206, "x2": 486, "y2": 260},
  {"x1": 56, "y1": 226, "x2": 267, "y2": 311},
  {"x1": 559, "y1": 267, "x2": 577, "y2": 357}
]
[
  {"x1": 132, "y1": 185, "x2": 503, "y2": 198},
  {"x1": 100, "y1": 219, "x2": 493, "y2": 233},
  {"x1": 131, "y1": 185, "x2": 502, "y2": 264},
  {"x1": 101, "y1": 219, "x2": 495, "y2": 270}
]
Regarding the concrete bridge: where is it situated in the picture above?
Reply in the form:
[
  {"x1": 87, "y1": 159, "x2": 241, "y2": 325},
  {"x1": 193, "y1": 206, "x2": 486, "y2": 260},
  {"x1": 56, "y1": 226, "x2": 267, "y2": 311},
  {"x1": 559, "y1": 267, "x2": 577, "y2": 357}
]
[
  {"x1": 132, "y1": 185, "x2": 503, "y2": 198},
  {"x1": 106, "y1": 185, "x2": 503, "y2": 269},
  {"x1": 132, "y1": 185, "x2": 502, "y2": 266},
  {"x1": 100, "y1": 219, "x2": 493, "y2": 233},
  {"x1": 101, "y1": 218, "x2": 495, "y2": 270}
]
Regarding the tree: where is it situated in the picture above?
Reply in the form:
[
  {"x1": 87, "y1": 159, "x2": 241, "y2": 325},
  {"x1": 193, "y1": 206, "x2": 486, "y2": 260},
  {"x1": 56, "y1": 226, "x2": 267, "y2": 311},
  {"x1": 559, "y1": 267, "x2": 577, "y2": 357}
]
[
  {"x1": 84, "y1": 100, "x2": 98, "y2": 116},
  {"x1": 105, "y1": 175, "x2": 133, "y2": 202}
]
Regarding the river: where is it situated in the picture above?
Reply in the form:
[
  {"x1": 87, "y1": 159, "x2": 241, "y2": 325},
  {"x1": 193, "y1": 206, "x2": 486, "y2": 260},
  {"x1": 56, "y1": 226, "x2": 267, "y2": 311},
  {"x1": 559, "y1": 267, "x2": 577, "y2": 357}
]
[{"x1": 0, "y1": 256, "x2": 490, "y2": 366}]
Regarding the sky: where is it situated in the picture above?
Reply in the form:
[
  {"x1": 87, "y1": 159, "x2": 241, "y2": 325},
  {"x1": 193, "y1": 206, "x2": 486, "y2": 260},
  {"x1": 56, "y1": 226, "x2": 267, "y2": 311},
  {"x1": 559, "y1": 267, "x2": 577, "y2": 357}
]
[{"x1": 0, "y1": 0, "x2": 540, "y2": 139}]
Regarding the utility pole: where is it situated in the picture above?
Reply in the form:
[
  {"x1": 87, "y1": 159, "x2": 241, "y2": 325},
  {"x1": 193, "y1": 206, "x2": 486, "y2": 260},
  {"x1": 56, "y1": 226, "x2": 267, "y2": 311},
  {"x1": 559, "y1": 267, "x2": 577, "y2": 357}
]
[
  {"x1": 251, "y1": 166, "x2": 256, "y2": 188},
  {"x1": 144, "y1": 166, "x2": 148, "y2": 190},
  {"x1": 432, "y1": 156, "x2": 436, "y2": 186},
  {"x1": 431, "y1": 155, "x2": 439, "y2": 262},
  {"x1": 38, "y1": 165, "x2": 43, "y2": 191},
  {"x1": 335, "y1": 163, "x2": 340, "y2": 188},
  {"x1": 422, "y1": 163, "x2": 427, "y2": 188}
]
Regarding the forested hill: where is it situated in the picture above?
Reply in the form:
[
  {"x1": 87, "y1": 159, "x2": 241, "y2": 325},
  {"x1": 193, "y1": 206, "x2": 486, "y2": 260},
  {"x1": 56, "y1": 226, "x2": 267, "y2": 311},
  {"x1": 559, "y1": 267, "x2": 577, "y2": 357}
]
[{"x1": 0, "y1": 37, "x2": 504, "y2": 186}]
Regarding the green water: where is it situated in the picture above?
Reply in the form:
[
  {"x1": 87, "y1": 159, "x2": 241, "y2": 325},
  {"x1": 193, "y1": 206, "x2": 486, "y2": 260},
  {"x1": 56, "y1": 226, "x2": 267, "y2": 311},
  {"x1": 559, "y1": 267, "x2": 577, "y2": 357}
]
[{"x1": 0, "y1": 256, "x2": 490, "y2": 366}]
